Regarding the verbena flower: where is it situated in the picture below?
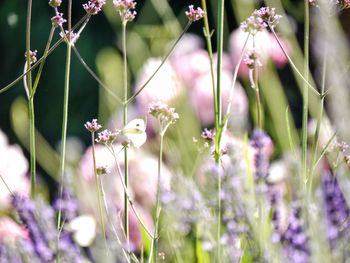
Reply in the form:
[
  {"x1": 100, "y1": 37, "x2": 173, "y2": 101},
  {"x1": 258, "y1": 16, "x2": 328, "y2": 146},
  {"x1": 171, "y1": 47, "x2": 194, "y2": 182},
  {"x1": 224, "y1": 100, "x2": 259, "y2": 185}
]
[
  {"x1": 255, "y1": 7, "x2": 282, "y2": 29},
  {"x1": 240, "y1": 14, "x2": 265, "y2": 35},
  {"x1": 241, "y1": 6, "x2": 281, "y2": 34},
  {"x1": 53, "y1": 187, "x2": 79, "y2": 222},
  {"x1": 84, "y1": 119, "x2": 102, "y2": 133},
  {"x1": 201, "y1": 128, "x2": 215, "y2": 142},
  {"x1": 25, "y1": 50, "x2": 38, "y2": 65},
  {"x1": 51, "y1": 13, "x2": 66, "y2": 27},
  {"x1": 149, "y1": 101, "x2": 179, "y2": 135},
  {"x1": 113, "y1": 0, "x2": 137, "y2": 23},
  {"x1": 48, "y1": 0, "x2": 62, "y2": 8},
  {"x1": 321, "y1": 166, "x2": 350, "y2": 248},
  {"x1": 60, "y1": 31, "x2": 80, "y2": 45},
  {"x1": 95, "y1": 129, "x2": 119, "y2": 145},
  {"x1": 243, "y1": 49, "x2": 262, "y2": 69},
  {"x1": 185, "y1": 5, "x2": 205, "y2": 22},
  {"x1": 83, "y1": 0, "x2": 106, "y2": 15}
]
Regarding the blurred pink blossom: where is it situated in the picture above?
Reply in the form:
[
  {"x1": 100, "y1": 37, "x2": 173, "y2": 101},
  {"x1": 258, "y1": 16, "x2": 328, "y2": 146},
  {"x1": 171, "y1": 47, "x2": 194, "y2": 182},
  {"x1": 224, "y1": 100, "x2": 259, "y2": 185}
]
[
  {"x1": 0, "y1": 217, "x2": 27, "y2": 242},
  {"x1": 0, "y1": 130, "x2": 29, "y2": 209}
]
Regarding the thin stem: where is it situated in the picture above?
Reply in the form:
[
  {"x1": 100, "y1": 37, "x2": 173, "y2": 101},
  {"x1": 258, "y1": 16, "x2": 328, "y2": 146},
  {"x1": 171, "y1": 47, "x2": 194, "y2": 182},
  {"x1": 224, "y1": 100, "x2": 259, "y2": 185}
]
[
  {"x1": 0, "y1": 14, "x2": 90, "y2": 95},
  {"x1": 110, "y1": 146, "x2": 155, "y2": 239},
  {"x1": 57, "y1": 41, "x2": 72, "y2": 230},
  {"x1": 149, "y1": 134, "x2": 164, "y2": 263},
  {"x1": 201, "y1": 0, "x2": 217, "y2": 133},
  {"x1": 125, "y1": 22, "x2": 191, "y2": 105},
  {"x1": 302, "y1": 1, "x2": 309, "y2": 190},
  {"x1": 91, "y1": 133, "x2": 108, "y2": 254},
  {"x1": 0, "y1": 174, "x2": 13, "y2": 196},
  {"x1": 122, "y1": 21, "x2": 130, "y2": 246},
  {"x1": 216, "y1": 0, "x2": 225, "y2": 260},
  {"x1": 72, "y1": 46, "x2": 123, "y2": 104},
  {"x1": 26, "y1": 0, "x2": 36, "y2": 198},
  {"x1": 270, "y1": 27, "x2": 320, "y2": 96}
]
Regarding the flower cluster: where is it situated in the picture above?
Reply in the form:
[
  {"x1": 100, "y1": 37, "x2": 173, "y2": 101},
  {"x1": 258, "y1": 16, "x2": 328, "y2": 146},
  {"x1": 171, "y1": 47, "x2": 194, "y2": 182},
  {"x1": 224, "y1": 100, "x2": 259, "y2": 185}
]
[
  {"x1": 243, "y1": 49, "x2": 262, "y2": 69},
  {"x1": 48, "y1": 0, "x2": 62, "y2": 8},
  {"x1": 321, "y1": 167, "x2": 350, "y2": 248},
  {"x1": 60, "y1": 31, "x2": 80, "y2": 45},
  {"x1": 113, "y1": 0, "x2": 137, "y2": 23},
  {"x1": 280, "y1": 204, "x2": 310, "y2": 263},
  {"x1": 83, "y1": 0, "x2": 106, "y2": 15},
  {"x1": 185, "y1": 5, "x2": 205, "y2": 22},
  {"x1": 251, "y1": 129, "x2": 270, "y2": 179},
  {"x1": 53, "y1": 187, "x2": 79, "y2": 222},
  {"x1": 309, "y1": 0, "x2": 350, "y2": 9},
  {"x1": 149, "y1": 101, "x2": 179, "y2": 134},
  {"x1": 95, "y1": 129, "x2": 119, "y2": 145},
  {"x1": 84, "y1": 119, "x2": 102, "y2": 133},
  {"x1": 51, "y1": 13, "x2": 66, "y2": 27},
  {"x1": 25, "y1": 50, "x2": 38, "y2": 65},
  {"x1": 241, "y1": 6, "x2": 281, "y2": 34},
  {"x1": 201, "y1": 128, "x2": 215, "y2": 142}
]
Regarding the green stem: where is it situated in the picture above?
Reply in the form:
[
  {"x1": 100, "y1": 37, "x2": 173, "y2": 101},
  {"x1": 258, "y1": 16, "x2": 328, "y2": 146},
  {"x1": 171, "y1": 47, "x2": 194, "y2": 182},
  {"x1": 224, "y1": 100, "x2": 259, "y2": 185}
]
[
  {"x1": 302, "y1": 1, "x2": 309, "y2": 191},
  {"x1": 216, "y1": 0, "x2": 225, "y2": 260},
  {"x1": 309, "y1": 41, "x2": 328, "y2": 194},
  {"x1": 149, "y1": 133, "x2": 164, "y2": 263},
  {"x1": 201, "y1": 0, "x2": 217, "y2": 133},
  {"x1": 122, "y1": 21, "x2": 130, "y2": 247},
  {"x1": 26, "y1": 0, "x2": 36, "y2": 198},
  {"x1": 125, "y1": 22, "x2": 191, "y2": 105},
  {"x1": 0, "y1": 14, "x2": 90, "y2": 95},
  {"x1": 31, "y1": 26, "x2": 56, "y2": 98},
  {"x1": 57, "y1": 40, "x2": 72, "y2": 230},
  {"x1": 91, "y1": 133, "x2": 108, "y2": 253}
]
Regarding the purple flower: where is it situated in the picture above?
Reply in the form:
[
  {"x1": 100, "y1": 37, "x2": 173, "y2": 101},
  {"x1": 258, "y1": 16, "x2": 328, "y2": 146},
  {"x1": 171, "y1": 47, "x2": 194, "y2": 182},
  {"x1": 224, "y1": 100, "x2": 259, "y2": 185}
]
[
  {"x1": 83, "y1": 0, "x2": 106, "y2": 15},
  {"x1": 95, "y1": 129, "x2": 119, "y2": 145},
  {"x1": 24, "y1": 50, "x2": 37, "y2": 65},
  {"x1": 185, "y1": 5, "x2": 205, "y2": 22},
  {"x1": 251, "y1": 129, "x2": 270, "y2": 179},
  {"x1": 60, "y1": 31, "x2": 80, "y2": 45},
  {"x1": 243, "y1": 49, "x2": 262, "y2": 69},
  {"x1": 84, "y1": 119, "x2": 102, "y2": 133},
  {"x1": 53, "y1": 187, "x2": 79, "y2": 222},
  {"x1": 280, "y1": 204, "x2": 310, "y2": 263},
  {"x1": 11, "y1": 194, "x2": 55, "y2": 262},
  {"x1": 321, "y1": 166, "x2": 350, "y2": 248}
]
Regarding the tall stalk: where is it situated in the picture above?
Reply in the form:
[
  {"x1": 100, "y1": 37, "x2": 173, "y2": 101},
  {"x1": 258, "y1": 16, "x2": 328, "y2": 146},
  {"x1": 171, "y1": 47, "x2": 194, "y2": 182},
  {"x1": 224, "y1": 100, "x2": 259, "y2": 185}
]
[
  {"x1": 57, "y1": 0, "x2": 72, "y2": 229},
  {"x1": 302, "y1": 0, "x2": 310, "y2": 192},
  {"x1": 122, "y1": 21, "x2": 130, "y2": 246},
  {"x1": 216, "y1": 0, "x2": 225, "y2": 261},
  {"x1": 26, "y1": 0, "x2": 36, "y2": 198}
]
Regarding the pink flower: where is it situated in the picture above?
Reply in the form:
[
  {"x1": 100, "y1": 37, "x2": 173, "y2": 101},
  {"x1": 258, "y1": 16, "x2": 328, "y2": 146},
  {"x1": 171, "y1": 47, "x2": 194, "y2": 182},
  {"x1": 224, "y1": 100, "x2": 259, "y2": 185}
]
[
  {"x1": 185, "y1": 5, "x2": 205, "y2": 22},
  {"x1": 0, "y1": 130, "x2": 29, "y2": 209}
]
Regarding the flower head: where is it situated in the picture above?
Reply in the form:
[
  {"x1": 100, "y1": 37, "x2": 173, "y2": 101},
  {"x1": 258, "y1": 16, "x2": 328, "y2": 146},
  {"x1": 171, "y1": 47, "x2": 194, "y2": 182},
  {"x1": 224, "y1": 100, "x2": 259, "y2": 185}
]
[
  {"x1": 60, "y1": 31, "x2": 80, "y2": 45},
  {"x1": 243, "y1": 49, "x2": 262, "y2": 69},
  {"x1": 25, "y1": 50, "x2": 38, "y2": 65},
  {"x1": 113, "y1": 0, "x2": 137, "y2": 23},
  {"x1": 185, "y1": 5, "x2": 205, "y2": 22},
  {"x1": 49, "y1": 0, "x2": 62, "y2": 8},
  {"x1": 95, "y1": 129, "x2": 119, "y2": 145},
  {"x1": 240, "y1": 14, "x2": 265, "y2": 35},
  {"x1": 251, "y1": 129, "x2": 271, "y2": 179},
  {"x1": 51, "y1": 13, "x2": 66, "y2": 27},
  {"x1": 83, "y1": 0, "x2": 106, "y2": 15},
  {"x1": 254, "y1": 7, "x2": 282, "y2": 29},
  {"x1": 84, "y1": 119, "x2": 102, "y2": 133},
  {"x1": 149, "y1": 102, "x2": 179, "y2": 134}
]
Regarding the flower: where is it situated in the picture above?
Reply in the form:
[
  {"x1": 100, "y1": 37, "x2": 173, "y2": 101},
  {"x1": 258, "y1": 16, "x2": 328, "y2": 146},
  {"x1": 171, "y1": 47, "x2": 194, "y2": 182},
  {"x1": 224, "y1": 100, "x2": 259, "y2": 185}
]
[
  {"x1": 243, "y1": 49, "x2": 262, "y2": 69},
  {"x1": 84, "y1": 119, "x2": 102, "y2": 133},
  {"x1": 148, "y1": 102, "x2": 179, "y2": 134},
  {"x1": 254, "y1": 7, "x2": 282, "y2": 29},
  {"x1": 51, "y1": 13, "x2": 66, "y2": 27},
  {"x1": 60, "y1": 31, "x2": 80, "y2": 45},
  {"x1": 24, "y1": 50, "x2": 37, "y2": 65},
  {"x1": 95, "y1": 129, "x2": 119, "y2": 145},
  {"x1": 321, "y1": 165, "x2": 350, "y2": 248},
  {"x1": 113, "y1": 0, "x2": 137, "y2": 23},
  {"x1": 185, "y1": 5, "x2": 205, "y2": 22},
  {"x1": 83, "y1": 0, "x2": 106, "y2": 15},
  {"x1": 251, "y1": 129, "x2": 272, "y2": 179},
  {"x1": 240, "y1": 14, "x2": 265, "y2": 35}
]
